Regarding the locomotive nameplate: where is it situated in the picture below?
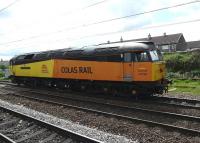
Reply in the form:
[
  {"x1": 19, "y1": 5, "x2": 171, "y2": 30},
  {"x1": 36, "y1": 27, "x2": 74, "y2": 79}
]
[{"x1": 61, "y1": 67, "x2": 92, "y2": 74}]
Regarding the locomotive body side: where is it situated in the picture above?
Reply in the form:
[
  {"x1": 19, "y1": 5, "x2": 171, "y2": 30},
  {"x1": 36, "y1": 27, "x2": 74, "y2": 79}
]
[
  {"x1": 53, "y1": 60, "x2": 165, "y2": 82},
  {"x1": 9, "y1": 41, "x2": 168, "y2": 95}
]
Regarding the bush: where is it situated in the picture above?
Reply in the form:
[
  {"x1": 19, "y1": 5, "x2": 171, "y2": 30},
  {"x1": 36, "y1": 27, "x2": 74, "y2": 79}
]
[
  {"x1": 0, "y1": 72, "x2": 4, "y2": 77},
  {"x1": 0, "y1": 65, "x2": 7, "y2": 71},
  {"x1": 164, "y1": 51, "x2": 200, "y2": 78}
]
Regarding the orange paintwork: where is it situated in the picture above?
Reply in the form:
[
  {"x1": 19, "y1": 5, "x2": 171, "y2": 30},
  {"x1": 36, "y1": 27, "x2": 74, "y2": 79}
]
[
  {"x1": 53, "y1": 59, "x2": 123, "y2": 81},
  {"x1": 133, "y1": 62, "x2": 152, "y2": 81},
  {"x1": 123, "y1": 63, "x2": 133, "y2": 81},
  {"x1": 53, "y1": 59, "x2": 165, "y2": 82}
]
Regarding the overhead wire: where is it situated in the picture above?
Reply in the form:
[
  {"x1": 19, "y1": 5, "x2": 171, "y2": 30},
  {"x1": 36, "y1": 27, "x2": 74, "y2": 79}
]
[
  {"x1": 81, "y1": 0, "x2": 109, "y2": 10},
  {"x1": 0, "y1": 0, "x2": 110, "y2": 36},
  {"x1": 74, "y1": 18, "x2": 200, "y2": 41},
  {"x1": 0, "y1": 0, "x2": 200, "y2": 46},
  {"x1": 81, "y1": 0, "x2": 200, "y2": 26},
  {"x1": 3, "y1": 18, "x2": 200, "y2": 48},
  {"x1": 0, "y1": 0, "x2": 20, "y2": 14}
]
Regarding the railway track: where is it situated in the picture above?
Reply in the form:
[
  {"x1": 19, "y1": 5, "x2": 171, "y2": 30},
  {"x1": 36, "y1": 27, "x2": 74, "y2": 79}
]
[
  {"x1": 1, "y1": 82, "x2": 200, "y2": 113},
  {"x1": 1, "y1": 81, "x2": 200, "y2": 102},
  {"x1": 0, "y1": 106, "x2": 101, "y2": 143},
  {"x1": 1, "y1": 81, "x2": 200, "y2": 110},
  {"x1": 151, "y1": 96, "x2": 200, "y2": 108},
  {"x1": 0, "y1": 104, "x2": 102, "y2": 143},
  {"x1": 1, "y1": 84, "x2": 200, "y2": 136}
]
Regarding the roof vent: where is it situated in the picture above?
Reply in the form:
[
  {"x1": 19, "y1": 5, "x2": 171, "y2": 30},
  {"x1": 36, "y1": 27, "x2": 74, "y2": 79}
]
[{"x1": 148, "y1": 33, "x2": 151, "y2": 40}]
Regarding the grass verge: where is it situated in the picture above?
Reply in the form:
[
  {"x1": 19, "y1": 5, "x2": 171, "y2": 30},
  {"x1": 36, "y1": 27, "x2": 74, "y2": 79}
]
[{"x1": 168, "y1": 79, "x2": 200, "y2": 95}]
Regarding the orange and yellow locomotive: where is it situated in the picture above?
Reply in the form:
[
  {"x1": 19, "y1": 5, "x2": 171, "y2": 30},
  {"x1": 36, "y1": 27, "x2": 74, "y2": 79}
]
[{"x1": 9, "y1": 41, "x2": 169, "y2": 96}]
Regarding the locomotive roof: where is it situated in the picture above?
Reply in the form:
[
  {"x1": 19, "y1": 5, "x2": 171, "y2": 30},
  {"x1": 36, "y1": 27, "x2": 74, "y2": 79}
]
[
  {"x1": 12, "y1": 41, "x2": 156, "y2": 60},
  {"x1": 85, "y1": 41, "x2": 155, "y2": 53}
]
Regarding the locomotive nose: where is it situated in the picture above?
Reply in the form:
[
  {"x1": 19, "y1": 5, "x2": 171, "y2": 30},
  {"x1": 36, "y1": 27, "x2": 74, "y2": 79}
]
[{"x1": 152, "y1": 61, "x2": 166, "y2": 81}]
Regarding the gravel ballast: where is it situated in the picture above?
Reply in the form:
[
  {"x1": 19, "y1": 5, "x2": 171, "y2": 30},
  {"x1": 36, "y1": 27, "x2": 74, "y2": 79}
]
[
  {"x1": 162, "y1": 93, "x2": 200, "y2": 100},
  {"x1": 0, "y1": 99, "x2": 136, "y2": 143},
  {"x1": 0, "y1": 89, "x2": 200, "y2": 142}
]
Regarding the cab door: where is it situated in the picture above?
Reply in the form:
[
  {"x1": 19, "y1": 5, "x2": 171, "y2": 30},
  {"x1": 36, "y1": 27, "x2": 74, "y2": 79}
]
[
  {"x1": 123, "y1": 53, "x2": 133, "y2": 81},
  {"x1": 133, "y1": 51, "x2": 152, "y2": 81}
]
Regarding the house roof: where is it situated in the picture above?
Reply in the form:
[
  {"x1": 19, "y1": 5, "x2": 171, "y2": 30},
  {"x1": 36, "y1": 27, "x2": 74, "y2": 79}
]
[
  {"x1": 128, "y1": 33, "x2": 184, "y2": 45},
  {"x1": 187, "y1": 40, "x2": 200, "y2": 49},
  {"x1": 98, "y1": 33, "x2": 184, "y2": 46}
]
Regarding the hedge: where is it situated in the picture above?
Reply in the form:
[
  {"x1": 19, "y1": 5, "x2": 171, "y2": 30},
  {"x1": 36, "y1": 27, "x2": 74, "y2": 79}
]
[{"x1": 163, "y1": 50, "x2": 200, "y2": 78}]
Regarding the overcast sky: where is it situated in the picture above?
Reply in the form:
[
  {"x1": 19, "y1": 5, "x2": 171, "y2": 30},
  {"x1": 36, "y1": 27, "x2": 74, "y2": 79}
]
[{"x1": 0, "y1": 0, "x2": 200, "y2": 60}]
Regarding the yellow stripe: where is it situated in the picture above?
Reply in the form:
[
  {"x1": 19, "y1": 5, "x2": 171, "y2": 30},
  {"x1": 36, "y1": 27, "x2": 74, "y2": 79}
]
[
  {"x1": 152, "y1": 61, "x2": 165, "y2": 81},
  {"x1": 12, "y1": 60, "x2": 54, "y2": 78}
]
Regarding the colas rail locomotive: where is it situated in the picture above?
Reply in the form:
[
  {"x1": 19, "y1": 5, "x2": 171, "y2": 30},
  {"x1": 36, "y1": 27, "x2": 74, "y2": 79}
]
[{"x1": 9, "y1": 41, "x2": 169, "y2": 97}]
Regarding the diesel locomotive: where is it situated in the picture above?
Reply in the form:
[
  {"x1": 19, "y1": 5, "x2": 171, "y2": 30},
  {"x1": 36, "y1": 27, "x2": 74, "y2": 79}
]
[{"x1": 9, "y1": 41, "x2": 169, "y2": 96}]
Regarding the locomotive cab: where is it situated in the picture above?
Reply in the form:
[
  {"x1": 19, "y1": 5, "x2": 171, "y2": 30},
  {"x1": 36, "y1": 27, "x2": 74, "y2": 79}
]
[
  {"x1": 122, "y1": 48, "x2": 167, "y2": 94},
  {"x1": 123, "y1": 49, "x2": 165, "y2": 82}
]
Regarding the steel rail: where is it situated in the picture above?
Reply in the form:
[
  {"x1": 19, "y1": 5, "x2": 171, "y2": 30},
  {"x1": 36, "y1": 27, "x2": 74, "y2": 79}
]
[
  {"x1": 152, "y1": 96, "x2": 200, "y2": 105},
  {"x1": 2, "y1": 81, "x2": 200, "y2": 106},
  {"x1": 17, "y1": 89, "x2": 200, "y2": 122},
  {"x1": 147, "y1": 100, "x2": 200, "y2": 110},
  {"x1": 5, "y1": 89, "x2": 200, "y2": 137},
  {"x1": 0, "y1": 132, "x2": 16, "y2": 143},
  {"x1": 2, "y1": 83, "x2": 200, "y2": 110},
  {"x1": 2, "y1": 84, "x2": 200, "y2": 121},
  {"x1": 0, "y1": 80, "x2": 11, "y2": 83},
  {"x1": 0, "y1": 105, "x2": 102, "y2": 143}
]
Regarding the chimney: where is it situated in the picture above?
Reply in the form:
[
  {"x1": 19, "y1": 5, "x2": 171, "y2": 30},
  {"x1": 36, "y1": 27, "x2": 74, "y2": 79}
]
[
  {"x1": 120, "y1": 36, "x2": 123, "y2": 42},
  {"x1": 148, "y1": 33, "x2": 151, "y2": 40},
  {"x1": 163, "y1": 32, "x2": 167, "y2": 37}
]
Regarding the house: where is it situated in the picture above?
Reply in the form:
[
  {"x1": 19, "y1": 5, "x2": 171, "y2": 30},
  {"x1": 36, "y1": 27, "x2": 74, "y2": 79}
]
[
  {"x1": 99, "y1": 33, "x2": 187, "y2": 52},
  {"x1": 187, "y1": 40, "x2": 200, "y2": 50},
  {"x1": 127, "y1": 33, "x2": 187, "y2": 52}
]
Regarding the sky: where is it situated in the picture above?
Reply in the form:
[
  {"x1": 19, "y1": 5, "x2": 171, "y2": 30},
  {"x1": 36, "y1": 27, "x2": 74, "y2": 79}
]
[{"x1": 0, "y1": 0, "x2": 200, "y2": 60}]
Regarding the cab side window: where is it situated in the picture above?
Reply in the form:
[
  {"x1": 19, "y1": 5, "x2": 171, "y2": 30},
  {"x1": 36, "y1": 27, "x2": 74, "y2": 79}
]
[
  {"x1": 124, "y1": 53, "x2": 131, "y2": 62},
  {"x1": 140, "y1": 52, "x2": 149, "y2": 62},
  {"x1": 132, "y1": 53, "x2": 137, "y2": 62},
  {"x1": 134, "y1": 52, "x2": 150, "y2": 62}
]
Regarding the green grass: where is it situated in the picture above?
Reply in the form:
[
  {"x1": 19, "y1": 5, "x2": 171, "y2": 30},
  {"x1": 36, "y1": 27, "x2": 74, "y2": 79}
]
[
  {"x1": 168, "y1": 79, "x2": 200, "y2": 95},
  {"x1": 0, "y1": 77, "x2": 9, "y2": 80}
]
